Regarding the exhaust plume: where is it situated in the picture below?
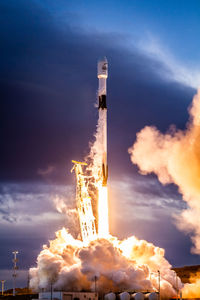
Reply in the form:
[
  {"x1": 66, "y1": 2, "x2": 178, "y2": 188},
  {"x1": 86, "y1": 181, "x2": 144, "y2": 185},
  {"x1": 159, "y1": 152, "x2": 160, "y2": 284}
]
[
  {"x1": 128, "y1": 90, "x2": 200, "y2": 254},
  {"x1": 30, "y1": 228, "x2": 180, "y2": 297},
  {"x1": 182, "y1": 273, "x2": 200, "y2": 298}
]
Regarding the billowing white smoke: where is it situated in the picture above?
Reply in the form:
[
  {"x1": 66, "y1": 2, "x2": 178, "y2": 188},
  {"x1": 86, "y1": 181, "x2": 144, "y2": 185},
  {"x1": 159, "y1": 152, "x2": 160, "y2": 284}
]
[
  {"x1": 182, "y1": 273, "x2": 200, "y2": 298},
  {"x1": 128, "y1": 90, "x2": 200, "y2": 254},
  {"x1": 30, "y1": 228, "x2": 180, "y2": 297}
]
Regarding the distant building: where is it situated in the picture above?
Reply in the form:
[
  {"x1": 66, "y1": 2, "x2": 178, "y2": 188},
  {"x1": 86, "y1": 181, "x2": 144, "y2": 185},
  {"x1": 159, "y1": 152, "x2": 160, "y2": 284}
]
[{"x1": 39, "y1": 291, "x2": 98, "y2": 300}]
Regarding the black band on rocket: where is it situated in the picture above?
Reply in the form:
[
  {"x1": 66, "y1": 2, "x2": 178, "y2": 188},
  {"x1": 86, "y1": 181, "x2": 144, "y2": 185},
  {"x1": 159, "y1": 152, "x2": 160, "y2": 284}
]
[{"x1": 98, "y1": 95, "x2": 107, "y2": 109}]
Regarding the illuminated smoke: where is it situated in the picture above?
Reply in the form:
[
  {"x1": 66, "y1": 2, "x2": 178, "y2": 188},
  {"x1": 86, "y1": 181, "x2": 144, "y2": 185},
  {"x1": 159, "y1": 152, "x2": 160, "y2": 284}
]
[
  {"x1": 182, "y1": 273, "x2": 200, "y2": 298},
  {"x1": 129, "y1": 90, "x2": 200, "y2": 254},
  {"x1": 30, "y1": 228, "x2": 180, "y2": 297}
]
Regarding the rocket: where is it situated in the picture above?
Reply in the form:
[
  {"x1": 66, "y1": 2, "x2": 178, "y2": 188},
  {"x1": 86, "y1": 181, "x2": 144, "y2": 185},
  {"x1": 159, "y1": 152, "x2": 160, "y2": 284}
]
[{"x1": 97, "y1": 57, "x2": 108, "y2": 186}]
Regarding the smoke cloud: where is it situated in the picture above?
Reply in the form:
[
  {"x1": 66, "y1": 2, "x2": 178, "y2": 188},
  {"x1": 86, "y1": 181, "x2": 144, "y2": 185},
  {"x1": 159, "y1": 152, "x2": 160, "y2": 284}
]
[
  {"x1": 30, "y1": 229, "x2": 180, "y2": 297},
  {"x1": 182, "y1": 273, "x2": 200, "y2": 298},
  {"x1": 128, "y1": 90, "x2": 200, "y2": 254}
]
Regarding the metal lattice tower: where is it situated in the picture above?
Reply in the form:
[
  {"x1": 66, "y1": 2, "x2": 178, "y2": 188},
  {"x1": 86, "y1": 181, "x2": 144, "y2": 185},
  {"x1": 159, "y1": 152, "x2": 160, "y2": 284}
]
[
  {"x1": 71, "y1": 160, "x2": 96, "y2": 243},
  {"x1": 12, "y1": 251, "x2": 18, "y2": 296}
]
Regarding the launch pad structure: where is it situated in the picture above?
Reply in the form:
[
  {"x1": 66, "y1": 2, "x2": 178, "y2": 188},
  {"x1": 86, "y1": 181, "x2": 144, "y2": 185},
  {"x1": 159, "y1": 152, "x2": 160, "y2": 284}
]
[{"x1": 71, "y1": 160, "x2": 96, "y2": 243}]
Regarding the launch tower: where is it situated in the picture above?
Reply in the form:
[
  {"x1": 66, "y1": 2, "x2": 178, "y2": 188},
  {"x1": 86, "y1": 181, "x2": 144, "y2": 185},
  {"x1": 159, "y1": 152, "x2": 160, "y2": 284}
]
[{"x1": 71, "y1": 160, "x2": 96, "y2": 243}]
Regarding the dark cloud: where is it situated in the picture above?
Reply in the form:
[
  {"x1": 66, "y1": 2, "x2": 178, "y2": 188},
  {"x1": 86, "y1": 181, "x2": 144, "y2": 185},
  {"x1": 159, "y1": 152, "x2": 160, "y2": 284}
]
[
  {"x1": 0, "y1": 0, "x2": 195, "y2": 183},
  {"x1": 131, "y1": 175, "x2": 185, "y2": 206},
  {"x1": 0, "y1": 182, "x2": 74, "y2": 223},
  {"x1": 0, "y1": 181, "x2": 77, "y2": 288}
]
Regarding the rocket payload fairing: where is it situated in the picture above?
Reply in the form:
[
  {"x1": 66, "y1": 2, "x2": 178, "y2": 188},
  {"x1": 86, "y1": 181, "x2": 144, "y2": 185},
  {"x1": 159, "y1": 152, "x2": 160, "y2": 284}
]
[{"x1": 97, "y1": 57, "x2": 108, "y2": 186}]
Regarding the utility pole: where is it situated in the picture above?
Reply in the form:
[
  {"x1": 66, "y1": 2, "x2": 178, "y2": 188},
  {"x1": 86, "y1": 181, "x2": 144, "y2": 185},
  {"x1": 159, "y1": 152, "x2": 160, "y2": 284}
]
[
  {"x1": 1, "y1": 280, "x2": 5, "y2": 295},
  {"x1": 174, "y1": 271, "x2": 179, "y2": 300},
  {"x1": 149, "y1": 272, "x2": 154, "y2": 292},
  {"x1": 27, "y1": 272, "x2": 30, "y2": 290},
  {"x1": 176, "y1": 273, "x2": 179, "y2": 300},
  {"x1": 94, "y1": 276, "x2": 97, "y2": 294},
  {"x1": 158, "y1": 270, "x2": 160, "y2": 300},
  {"x1": 12, "y1": 251, "x2": 19, "y2": 296}
]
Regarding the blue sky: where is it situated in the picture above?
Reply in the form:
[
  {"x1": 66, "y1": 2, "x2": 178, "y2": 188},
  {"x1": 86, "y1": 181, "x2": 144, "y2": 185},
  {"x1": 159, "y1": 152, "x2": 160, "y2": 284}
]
[
  {"x1": 43, "y1": 0, "x2": 200, "y2": 88},
  {"x1": 50, "y1": 0, "x2": 200, "y2": 62},
  {"x1": 1, "y1": 0, "x2": 200, "y2": 289}
]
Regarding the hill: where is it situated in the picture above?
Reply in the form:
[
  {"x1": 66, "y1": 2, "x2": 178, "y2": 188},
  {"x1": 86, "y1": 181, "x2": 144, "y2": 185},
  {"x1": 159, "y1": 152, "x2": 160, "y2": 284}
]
[{"x1": 173, "y1": 265, "x2": 200, "y2": 283}]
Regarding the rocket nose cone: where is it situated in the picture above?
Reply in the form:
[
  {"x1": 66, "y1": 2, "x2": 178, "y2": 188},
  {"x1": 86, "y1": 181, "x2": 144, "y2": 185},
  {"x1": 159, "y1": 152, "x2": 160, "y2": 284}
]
[{"x1": 97, "y1": 57, "x2": 108, "y2": 78}]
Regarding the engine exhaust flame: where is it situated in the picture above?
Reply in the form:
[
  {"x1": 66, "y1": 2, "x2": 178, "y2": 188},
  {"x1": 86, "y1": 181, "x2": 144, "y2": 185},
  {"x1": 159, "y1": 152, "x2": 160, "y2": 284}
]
[
  {"x1": 86, "y1": 109, "x2": 109, "y2": 238},
  {"x1": 98, "y1": 185, "x2": 109, "y2": 238}
]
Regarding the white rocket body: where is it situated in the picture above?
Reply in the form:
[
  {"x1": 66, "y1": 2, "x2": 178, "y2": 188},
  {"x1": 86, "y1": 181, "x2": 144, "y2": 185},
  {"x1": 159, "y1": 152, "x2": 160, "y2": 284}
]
[{"x1": 97, "y1": 58, "x2": 108, "y2": 186}]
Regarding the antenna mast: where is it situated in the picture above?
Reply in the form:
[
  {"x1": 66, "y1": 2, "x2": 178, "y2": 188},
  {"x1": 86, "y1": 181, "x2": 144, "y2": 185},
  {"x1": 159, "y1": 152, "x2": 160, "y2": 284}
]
[
  {"x1": 12, "y1": 251, "x2": 18, "y2": 296},
  {"x1": 1, "y1": 280, "x2": 5, "y2": 296}
]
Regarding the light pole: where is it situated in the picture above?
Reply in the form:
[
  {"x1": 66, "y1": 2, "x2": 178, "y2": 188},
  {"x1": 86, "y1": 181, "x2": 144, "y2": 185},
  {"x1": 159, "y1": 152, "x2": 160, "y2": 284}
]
[
  {"x1": 176, "y1": 273, "x2": 179, "y2": 300},
  {"x1": 1, "y1": 280, "x2": 5, "y2": 295},
  {"x1": 50, "y1": 281, "x2": 53, "y2": 300},
  {"x1": 12, "y1": 251, "x2": 19, "y2": 296},
  {"x1": 174, "y1": 271, "x2": 179, "y2": 300},
  {"x1": 94, "y1": 276, "x2": 97, "y2": 294},
  {"x1": 158, "y1": 270, "x2": 160, "y2": 300}
]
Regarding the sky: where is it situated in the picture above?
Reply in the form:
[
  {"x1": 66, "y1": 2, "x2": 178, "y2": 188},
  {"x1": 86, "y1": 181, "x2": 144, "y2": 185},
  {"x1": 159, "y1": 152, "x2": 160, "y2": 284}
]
[{"x1": 1, "y1": 0, "x2": 200, "y2": 290}]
